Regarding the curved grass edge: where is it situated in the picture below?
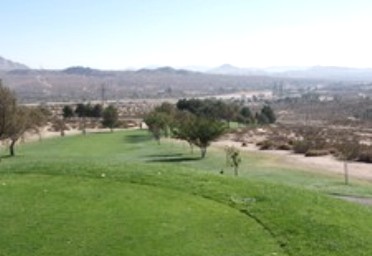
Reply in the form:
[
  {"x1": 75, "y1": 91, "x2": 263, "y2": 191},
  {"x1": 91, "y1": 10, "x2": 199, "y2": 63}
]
[{"x1": 2, "y1": 160, "x2": 372, "y2": 256}]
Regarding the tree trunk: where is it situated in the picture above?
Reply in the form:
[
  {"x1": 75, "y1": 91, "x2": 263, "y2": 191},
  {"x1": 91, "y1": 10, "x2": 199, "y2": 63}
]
[
  {"x1": 234, "y1": 166, "x2": 238, "y2": 176},
  {"x1": 9, "y1": 139, "x2": 16, "y2": 157},
  {"x1": 60, "y1": 129, "x2": 65, "y2": 137},
  {"x1": 200, "y1": 147, "x2": 207, "y2": 158},
  {"x1": 344, "y1": 161, "x2": 349, "y2": 185},
  {"x1": 82, "y1": 116, "x2": 86, "y2": 135},
  {"x1": 189, "y1": 142, "x2": 194, "y2": 154}
]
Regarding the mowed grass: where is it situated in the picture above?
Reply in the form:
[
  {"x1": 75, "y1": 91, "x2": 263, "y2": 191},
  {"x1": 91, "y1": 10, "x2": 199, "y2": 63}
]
[
  {"x1": 1, "y1": 130, "x2": 372, "y2": 255},
  {"x1": 0, "y1": 175, "x2": 280, "y2": 256}
]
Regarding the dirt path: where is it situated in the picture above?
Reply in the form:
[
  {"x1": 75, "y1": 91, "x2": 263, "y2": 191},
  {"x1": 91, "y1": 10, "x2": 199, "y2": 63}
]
[
  {"x1": 332, "y1": 195, "x2": 372, "y2": 205},
  {"x1": 213, "y1": 140, "x2": 372, "y2": 181}
]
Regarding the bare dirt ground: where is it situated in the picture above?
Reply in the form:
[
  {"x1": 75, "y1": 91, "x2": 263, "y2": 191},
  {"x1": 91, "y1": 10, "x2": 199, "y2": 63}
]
[
  {"x1": 213, "y1": 140, "x2": 372, "y2": 181},
  {"x1": 214, "y1": 140, "x2": 372, "y2": 205}
]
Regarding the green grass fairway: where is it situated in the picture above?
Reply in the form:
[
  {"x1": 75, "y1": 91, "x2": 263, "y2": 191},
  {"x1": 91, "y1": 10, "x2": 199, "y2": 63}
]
[
  {"x1": 0, "y1": 175, "x2": 281, "y2": 256},
  {"x1": 1, "y1": 130, "x2": 372, "y2": 255}
]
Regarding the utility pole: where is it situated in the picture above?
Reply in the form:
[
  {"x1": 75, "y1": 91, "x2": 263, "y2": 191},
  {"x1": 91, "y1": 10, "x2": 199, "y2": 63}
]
[{"x1": 101, "y1": 83, "x2": 106, "y2": 107}]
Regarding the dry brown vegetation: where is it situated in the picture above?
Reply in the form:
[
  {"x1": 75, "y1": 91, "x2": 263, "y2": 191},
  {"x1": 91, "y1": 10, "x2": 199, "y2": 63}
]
[{"x1": 231, "y1": 123, "x2": 372, "y2": 164}]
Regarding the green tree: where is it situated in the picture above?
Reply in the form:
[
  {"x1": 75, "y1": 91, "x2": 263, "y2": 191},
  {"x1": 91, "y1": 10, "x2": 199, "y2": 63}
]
[
  {"x1": 0, "y1": 82, "x2": 47, "y2": 156},
  {"x1": 174, "y1": 116, "x2": 227, "y2": 158},
  {"x1": 91, "y1": 104, "x2": 103, "y2": 118},
  {"x1": 238, "y1": 106, "x2": 253, "y2": 125},
  {"x1": 190, "y1": 117, "x2": 227, "y2": 158},
  {"x1": 6, "y1": 106, "x2": 46, "y2": 156},
  {"x1": 221, "y1": 102, "x2": 239, "y2": 127},
  {"x1": 171, "y1": 110, "x2": 196, "y2": 152},
  {"x1": 75, "y1": 103, "x2": 87, "y2": 118},
  {"x1": 0, "y1": 82, "x2": 17, "y2": 140},
  {"x1": 62, "y1": 105, "x2": 74, "y2": 118},
  {"x1": 143, "y1": 111, "x2": 172, "y2": 143},
  {"x1": 155, "y1": 102, "x2": 176, "y2": 116},
  {"x1": 143, "y1": 102, "x2": 176, "y2": 143},
  {"x1": 261, "y1": 105, "x2": 276, "y2": 124},
  {"x1": 102, "y1": 105, "x2": 119, "y2": 132}
]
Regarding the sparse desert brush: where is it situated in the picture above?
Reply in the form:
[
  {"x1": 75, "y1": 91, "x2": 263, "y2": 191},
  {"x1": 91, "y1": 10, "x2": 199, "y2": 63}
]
[
  {"x1": 357, "y1": 148, "x2": 372, "y2": 163},
  {"x1": 257, "y1": 140, "x2": 292, "y2": 151},
  {"x1": 257, "y1": 140, "x2": 274, "y2": 150},
  {"x1": 277, "y1": 143, "x2": 292, "y2": 151},
  {"x1": 327, "y1": 147, "x2": 339, "y2": 155},
  {"x1": 305, "y1": 149, "x2": 330, "y2": 157},
  {"x1": 293, "y1": 139, "x2": 313, "y2": 154}
]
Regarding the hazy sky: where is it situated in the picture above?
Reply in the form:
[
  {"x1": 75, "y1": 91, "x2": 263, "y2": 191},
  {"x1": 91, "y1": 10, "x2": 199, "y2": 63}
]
[{"x1": 1, "y1": 0, "x2": 372, "y2": 69}]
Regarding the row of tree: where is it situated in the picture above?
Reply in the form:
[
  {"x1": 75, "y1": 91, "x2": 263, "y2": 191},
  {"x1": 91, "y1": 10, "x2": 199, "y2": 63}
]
[
  {"x1": 144, "y1": 99, "x2": 276, "y2": 158},
  {"x1": 62, "y1": 103, "x2": 119, "y2": 133},
  {"x1": 176, "y1": 98, "x2": 276, "y2": 125},
  {"x1": 0, "y1": 81, "x2": 47, "y2": 156},
  {"x1": 63, "y1": 103, "x2": 103, "y2": 118}
]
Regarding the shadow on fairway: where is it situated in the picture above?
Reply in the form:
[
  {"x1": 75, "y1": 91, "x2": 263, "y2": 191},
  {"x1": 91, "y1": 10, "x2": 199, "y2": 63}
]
[
  {"x1": 146, "y1": 156, "x2": 201, "y2": 163},
  {"x1": 0, "y1": 155, "x2": 13, "y2": 160},
  {"x1": 89, "y1": 131, "x2": 113, "y2": 135},
  {"x1": 145, "y1": 153, "x2": 183, "y2": 158},
  {"x1": 124, "y1": 134, "x2": 152, "y2": 143}
]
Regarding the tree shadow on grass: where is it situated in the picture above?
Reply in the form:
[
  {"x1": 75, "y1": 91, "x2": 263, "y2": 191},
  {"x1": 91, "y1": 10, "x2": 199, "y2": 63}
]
[
  {"x1": 0, "y1": 155, "x2": 13, "y2": 160},
  {"x1": 88, "y1": 131, "x2": 113, "y2": 135},
  {"x1": 145, "y1": 152, "x2": 201, "y2": 163},
  {"x1": 0, "y1": 154, "x2": 25, "y2": 160},
  {"x1": 124, "y1": 134, "x2": 152, "y2": 144},
  {"x1": 146, "y1": 156, "x2": 201, "y2": 163},
  {"x1": 145, "y1": 153, "x2": 183, "y2": 158}
]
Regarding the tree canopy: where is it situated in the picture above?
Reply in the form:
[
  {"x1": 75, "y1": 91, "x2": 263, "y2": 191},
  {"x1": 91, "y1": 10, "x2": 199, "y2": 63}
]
[
  {"x1": 144, "y1": 99, "x2": 276, "y2": 157},
  {"x1": 102, "y1": 105, "x2": 119, "y2": 132},
  {"x1": 0, "y1": 82, "x2": 47, "y2": 156}
]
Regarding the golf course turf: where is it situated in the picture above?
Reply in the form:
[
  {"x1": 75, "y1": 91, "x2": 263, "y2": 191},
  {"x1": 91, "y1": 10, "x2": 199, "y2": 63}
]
[{"x1": 1, "y1": 130, "x2": 372, "y2": 255}]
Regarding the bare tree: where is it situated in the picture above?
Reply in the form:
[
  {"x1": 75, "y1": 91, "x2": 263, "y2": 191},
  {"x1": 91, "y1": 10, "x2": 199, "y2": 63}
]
[
  {"x1": 6, "y1": 106, "x2": 46, "y2": 156},
  {"x1": 225, "y1": 146, "x2": 242, "y2": 176}
]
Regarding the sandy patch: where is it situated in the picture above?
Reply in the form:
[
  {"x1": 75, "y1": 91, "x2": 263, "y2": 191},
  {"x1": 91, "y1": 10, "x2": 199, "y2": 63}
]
[{"x1": 213, "y1": 140, "x2": 372, "y2": 181}]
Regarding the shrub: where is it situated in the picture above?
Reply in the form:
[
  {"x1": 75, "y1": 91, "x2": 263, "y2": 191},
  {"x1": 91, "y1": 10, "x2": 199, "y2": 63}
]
[
  {"x1": 277, "y1": 143, "x2": 292, "y2": 151},
  {"x1": 257, "y1": 140, "x2": 274, "y2": 150},
  {"x1": 293, "y1": 140, "x2": 312, "y2": 154},
  {"x1": 357, "y1": 150, "x2": 372, "y2": 163},
  {"x1": 305, "y1": 149, "x2": 330, "y2": 157},
  {"x1": 327, "y1": 147, "x2": 339, "y2": 155}
]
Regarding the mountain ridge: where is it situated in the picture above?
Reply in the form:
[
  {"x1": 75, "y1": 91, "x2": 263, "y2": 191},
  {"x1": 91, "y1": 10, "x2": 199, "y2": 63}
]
[
  {"x1": 207, "y1": 64, "x2": 372, "y2": 81},
  {"x1": 0, "y1": 56, "x2": 29, "y2": 70}
]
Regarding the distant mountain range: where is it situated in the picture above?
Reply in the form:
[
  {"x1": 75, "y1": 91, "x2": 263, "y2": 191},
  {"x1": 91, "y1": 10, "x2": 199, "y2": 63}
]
[
  {"x1": 2, "y1": 55, "x2": 372, "y2": 103},
  {"x1": 0, "y1": 56, "x2": 29, "y2": 70},
  {"x1": 1, "y1": 63, "x2": 279, "y2": 103},
  {"x1": 207, "y1": 64, "x2": 372, "y2": 81},
  {"x1": 2, "y1": 55, "x2": 372, "y2": 82}
]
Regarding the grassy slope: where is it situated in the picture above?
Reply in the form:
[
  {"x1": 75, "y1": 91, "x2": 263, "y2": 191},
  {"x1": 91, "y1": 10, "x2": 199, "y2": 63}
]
[
  {"x1": 0, "y1": 175, "x2": 281, "y2": 256},
  {"x1": 1, "y1": 130, "x2": 372, "y2": 255}
]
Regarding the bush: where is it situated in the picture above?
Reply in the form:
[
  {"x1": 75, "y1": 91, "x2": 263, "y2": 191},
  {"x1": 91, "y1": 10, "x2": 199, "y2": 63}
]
[
  {"x1": 327, "y1": 147, "x2": 339, "y2": 155},
  {"x1": 357, "y1": 150, "x2": 372, "y2": 163},
  {"x1": 277, "y1": 143, "x2": 292, "y2": 151},
  {"x1": 293, "y1": 140, "x2": 312, "y2": 154},
  {"x1": 256, "y1": 140, "x2": 292, "y2": 151},
  {"x1": 305, "y1": 149, "x2": 330, "y2": 157},
  {"x1": 257, "y1": 140, "x2": 274, "y2": 150}
]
